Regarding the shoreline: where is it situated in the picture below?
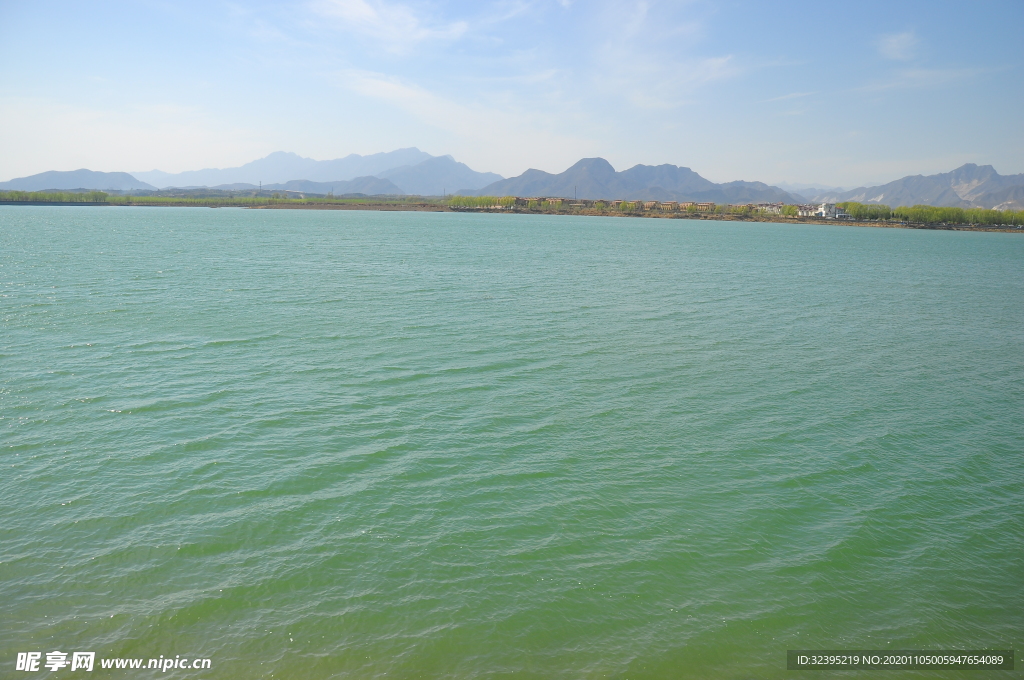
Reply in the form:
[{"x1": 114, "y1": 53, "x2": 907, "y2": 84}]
[
  {"x1": 1, "y1": 200, "x2": 1020, "y2": 232},
  {"x1": 252, "y1": 203, "x2": 1024, "y2": 232}
]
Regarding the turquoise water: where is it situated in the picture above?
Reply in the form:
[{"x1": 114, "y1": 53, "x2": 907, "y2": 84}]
[{"x1": 2, "y1": 206, "x2": 1022, "y2": 679}]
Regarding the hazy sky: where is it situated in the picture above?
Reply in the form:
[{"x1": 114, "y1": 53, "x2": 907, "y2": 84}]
[{"x1": 2, "y1": 0, "x2": 1022, "y2": 187}]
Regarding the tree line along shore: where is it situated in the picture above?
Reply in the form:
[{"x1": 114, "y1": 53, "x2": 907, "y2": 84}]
[
  {"x1": 448, "y1": 196, "x2": 1024, "y2": 228},
  {"x1": 1, "y1": 190, "x2": 1022, "y2": 230}
]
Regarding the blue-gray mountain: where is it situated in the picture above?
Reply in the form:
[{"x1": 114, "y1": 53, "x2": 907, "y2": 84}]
[
  {"x1": 203, "y1": 157, "x2": 500, "y2": 196},
  {"x1": 460, "y1": 158, "x2": 800, "y2": 203},
  {"x1": 0, "y1": 169, "x2": 156, "y2": 192},
  {"x1": 804, "y1": 164, "x2": 1024, "y2": 210},
  {"x1": 6, "y1": 158, "x2": 1023, "y2": 208},
  {"x1": 132, "y1": 149, "x2": 434, "y2": 188},
  {"x1": 380, "y1": 156, "x2": 502, "y2": 196},
  {"x1": 208, "y1": 177, "x2": 404, "y2": 196},
  {"x1": 129, "y1": 150, "x2": 502, "y2": 194},
  {"x1": 2, "y1": 151, "x2": 502, "y2": 196}
]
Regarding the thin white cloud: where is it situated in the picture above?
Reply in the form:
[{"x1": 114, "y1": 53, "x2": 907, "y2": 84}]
[
  {"x1": 310, "y1": 0, "x2": 467, "y2": 51},
  {"x1": 0, "y1": 97, "x2": 262, "y2": 179},
  {"x1": 587, "y1": 0, "x2": 733, "y2": 109},
  {"x1": 877, "y1": 31, "x2": 918, "y2": 61},
  {"x1": 859, "y1": 67, "x2": 982, "y2": 92},
  {"x1": 338, "y1": 68, "x2": 531, "y2": 137},
  {"x1": 599, "y1": 51, "x2": 739, "y2": 109},
  {"x1": 762, "y1": 91, "x2": 814, "y2": 103},
  {"x1": 334, "y1": 69, "x2": 594, "y2": 174}
]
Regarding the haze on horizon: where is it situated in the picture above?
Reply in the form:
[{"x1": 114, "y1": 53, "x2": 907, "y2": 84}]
[{"x1": 1, "y1": 0, "x2": 1021, "y2": 189}]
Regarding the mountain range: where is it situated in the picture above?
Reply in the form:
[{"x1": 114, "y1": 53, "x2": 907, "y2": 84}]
[
  {"x1": 0, "y1": 169, "x2": 156, "y2": 192},
  {"x1": 804, "y1": 164, "x2": 1024, "y2": 210},
  {"x1": 463, "y1": 158, "x2": 800, "y2": 204},
  {"x1": 467, "y1": 159, "x2": 1024, "y2": 209},
  {"x1": 2, "y1": 153, "x2": 1022, "y2": 210},
  {"x1": 127, "y1": 149, "x2": 501, "y2": 195},
  {"x1": 207, "y1": 177, "x2": 404, "y2": 196},
  {"x1": 379, "y1": 156, "x2": 501, "y2": 196},
  {"x1": 132, "y1": 148, "x2": 433, "y2": 187},
  {"x1": 0, "y1": 150, "x2": 502, "y2": 196}
]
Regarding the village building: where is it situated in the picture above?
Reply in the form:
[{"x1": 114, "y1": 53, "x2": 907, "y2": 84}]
[
  {"x1": 797, "y1": 203, "x2": 851, "y2": 219},
  {"x1": 817, "y1": 203, "x2": 839, "y2": 218},
  {"x1": 695, "y1": 202, "x2": 715, "y2": 212}
]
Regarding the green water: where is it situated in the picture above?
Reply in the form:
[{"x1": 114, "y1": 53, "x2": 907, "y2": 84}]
[{"x1": 2, "y1": 207, "x2": 1022, "y2": 679}]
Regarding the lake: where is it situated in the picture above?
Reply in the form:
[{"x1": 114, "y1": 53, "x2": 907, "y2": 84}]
[{"x1": 2, "y1": 206, "x2": 1022, "y2": 678}]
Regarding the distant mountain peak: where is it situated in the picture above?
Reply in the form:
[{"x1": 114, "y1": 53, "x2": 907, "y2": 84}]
[
  {"x1": 380, "y1": 155, "x2": 502, "y2": 195},
  {"x1": 571, "y1": 157, "x2": 616, "y2": 170},
  {"x1": 132, "y1": 148, "x2": 436, "y2": 188},
  {"x1": 264, "y1": 150, "x2": 306, "y2": 159},
  {"x1": 806, "y1": 163, "x2": 1024, "y2": 209},
  {"x1": 0, "y1": 169, "x2": 155, "y2": 192},
  {"x1": 462, "y1": 158, "x2": 797, "y2": 203},
  {"x1": 565, "y1": 158, "x2": 617, "y2": 181}
]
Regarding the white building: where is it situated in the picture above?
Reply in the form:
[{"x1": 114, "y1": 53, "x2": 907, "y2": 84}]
[
  {"x1": 818, "y1": 203, "x2": 838, "y2": 218},
  {"x1": 808, "y1": 203, "x2": 851, "y2": 219}
]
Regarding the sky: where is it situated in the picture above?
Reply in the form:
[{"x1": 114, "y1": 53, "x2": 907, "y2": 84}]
[{"x1": 1, "y1": 0, "x2": 1022, "y2": 188}]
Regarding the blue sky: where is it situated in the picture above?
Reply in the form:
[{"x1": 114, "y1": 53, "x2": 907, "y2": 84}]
[{"x1": 1, "y1": 0, "x2": 1022, "y2": 187}]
